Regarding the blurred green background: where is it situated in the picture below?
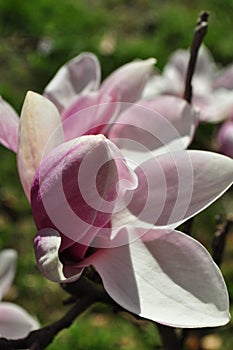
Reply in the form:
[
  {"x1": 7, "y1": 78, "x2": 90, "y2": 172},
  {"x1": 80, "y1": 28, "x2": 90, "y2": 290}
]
[{"x1": 0, "y1": 1, "x2": 233, "y2": 349}]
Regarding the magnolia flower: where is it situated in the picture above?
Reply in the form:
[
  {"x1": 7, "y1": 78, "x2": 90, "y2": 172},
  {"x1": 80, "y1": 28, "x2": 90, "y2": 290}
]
[
  {"x1": 143, "y1": 45, "x2": 233, "y2": 123},
  {"x1": 0, "y1": 249, "x2": 39, "y2": 339},
  {"x1": 20, "y1": 89, "x2": 233, "y2": 329},
  {"x1": 1, "y1": 54, "x2": 233, "y2": 328}
]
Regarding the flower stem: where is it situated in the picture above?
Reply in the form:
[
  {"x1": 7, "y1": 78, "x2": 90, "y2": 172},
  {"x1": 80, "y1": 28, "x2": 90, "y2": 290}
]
[{"x1": 183, "y1": 11, "x2": 209, "y2": 103}]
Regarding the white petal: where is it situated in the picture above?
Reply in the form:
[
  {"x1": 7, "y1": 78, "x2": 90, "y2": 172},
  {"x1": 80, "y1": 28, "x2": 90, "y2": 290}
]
[
  {"x1": 0, "y1": 250, "x2": 17, "y2": 300},
  {"x1": 44, "y1": 52, "x2": 101, "y2": 112},
  {"x1": 0, "y1": 302, "x2": 39, "y2": 339},
  {"x1": 90, "y1": 228, "x2": 230, "y2": 328},
  {"x1": 17, "y1": 91, "x2": 64, "y2": 200},
  {"x1": 128, "y1": 150, "x2": 233, "y2": 227},
  {"x1": 34, "y1": 228, "x2": 84, "y2": 283}
]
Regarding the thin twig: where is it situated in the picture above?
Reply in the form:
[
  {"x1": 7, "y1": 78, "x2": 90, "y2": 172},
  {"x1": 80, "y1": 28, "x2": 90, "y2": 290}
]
[
  {"x1": 0, "y1": 296, "x2": 93, "y2": 350},
  {"x1": 157, "y1": 324, "x2": 182, "y2": 350},
  {"x1": 183, "y1": 11, "x2": 209, "y2": 103},
  {"x1": 212, "y1": 215, "x2": 233, "y2": 266},
  {"x1": 0, "y1": 274, "x2": 114, "y2": 350}
]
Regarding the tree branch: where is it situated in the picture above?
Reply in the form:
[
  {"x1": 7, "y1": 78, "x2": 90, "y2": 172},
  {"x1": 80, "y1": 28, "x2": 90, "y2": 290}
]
[
  {"x1": 183, "y1": 11, "x2": 209, "y2": 103},
  {"x1": 212, "y1": 215, "x2": 233, "y2": 266},
  {"x1": 0, "y1": 296, "x2": 93, "y2": 350},
  {"x1": 156, "y1": 324, "x2": 182, "y2": 350},
  {"x1": 0, "y1": 274, "x2": 114, "y2": 350}
]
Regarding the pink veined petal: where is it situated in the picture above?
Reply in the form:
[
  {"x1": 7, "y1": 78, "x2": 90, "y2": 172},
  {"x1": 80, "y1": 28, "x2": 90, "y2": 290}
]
[
  {"x1": 217, "y1": 119, "x2": 233, "y2": 158},
  {"x1": 144, "y1": 49, "x2": 191, "y2": 98},
  {"x1": 196, "y1": 89, "x2": 233, "y2": 123},
  {"x1": 128, "y1": 150, "x2": 233, "y2": 228},
  {"x1": 31, "y1": 134, "x2": 136, "y2": 247},
  {"x1": 108, "y1": 96, "x2": 198, "y2": 167},
  {"x1": 88, "y1": 228, "x2": 229, "y2": 328},
  {"x1": 61, "y1": 89, "x2": 119, "y2": 141},
  {"x1": 0, "y1": 250, "x2": 17, "y2": 300},
  {"x1": 192, "y1": 45, "x2": 217, "y2": 78},
  {"x1": 212, "y1": 64, "x2": 233, "y2": 90},
  {"x1": 101, "y1": 58, "x2": 156, "y2": 105},
  {"x1": 164, "y1": 49, "x2": 190, "y2": 80},
  {"x1": 44, "y1": 52, "x2": 101, "y2": 112},
  {"x1": 164, "y1": 46, "x2": 216, "y2": 86},
  {"x1": 143, "y1": 46, "x2": 216, "y2": 100},
  {"x1": 0, "y1": 302, "x2": 39, "y2": 339},
  {"x1": 0, "y1": 96, "x2": 19, "y2": 152},
  {"x1": 17, "y1": 91, "x2": 64, "y2": 200}
]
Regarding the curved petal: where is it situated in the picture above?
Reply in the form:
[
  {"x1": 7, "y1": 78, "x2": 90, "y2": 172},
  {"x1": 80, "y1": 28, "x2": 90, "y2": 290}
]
[
  {"x1": 89, "y1": 228, "x2": 229, "y2": 328},
  {"x1": 0, "y1": 302, "x2": 39, "y2": 339},
  {"x1": 143, "y1": 46, "x2": 217, "y2": 100},
  {"x1": 164, "y1": 46, "x2": 216, "y2": 87},
  {"x1": 61, "y1": 89, "x2": 119, "y2": 141},
  {"x1": 17, "y1": 91, "x2": 64, "y2": 200},
  {"x1": 217, "y1": 120, "x2": 233, "y2": 158},
  {"x1": 128, "y1": 150, "x2": 233, "y2": 227},
  {"x1": 31, "y1": 134, "x2": 137, "y2": 247},
  {"x1": 0, "y1": 96, "x2": 19, "y2": 152},
  {"x1": 196, "y1": 89, "x2": 233, "y2": 123},
  {"x1": 34, "y1": 228, "x2": 84, "y2": 283},
  {"x1": 192, "y1": 45, "x2": 217, "y2": 78},
  {"x1": 44, "y1": 53, "x2": 101, "y2": 112},
  {"x1": 101, "y1": 58, "x2": 156, "y2": 105},
  {"x1": 108, "y1": 96, "x2": 198, "y2": 167},
  {"x1": 213, "y1": 64, "x2": 233, "y2": 90},
  {"x1": 0, "y1": 250, "x2": 17, "y2": 300}
]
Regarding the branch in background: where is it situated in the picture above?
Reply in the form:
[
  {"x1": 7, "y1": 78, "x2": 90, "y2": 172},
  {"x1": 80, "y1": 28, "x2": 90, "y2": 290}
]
[
  {"x1": 156, "y1": 324, "x2": 182, "y2": 350},
  {"x1": 183, "y1": 11, "x2": 209, "y2": 103},
  {"x1": 212, "y1": 215, "x2": 233, "y2": 266},
  {"x1": 0, "y1": 274, "x2": 113, "y2": 350},
  {"x1": 0, "y1": 296, "x2": 93, "y2": 350}
]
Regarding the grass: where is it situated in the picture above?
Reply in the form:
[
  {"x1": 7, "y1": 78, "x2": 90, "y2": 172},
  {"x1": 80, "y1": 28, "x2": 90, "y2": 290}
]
[{"x1": 0, "y1": 1, "x2": 233, "y2": 349}]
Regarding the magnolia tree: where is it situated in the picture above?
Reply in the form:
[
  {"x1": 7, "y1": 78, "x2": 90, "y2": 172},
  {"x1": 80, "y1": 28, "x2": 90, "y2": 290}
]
[{"x1": 0, "y1": 11, "x2": 233, "y2": 350}]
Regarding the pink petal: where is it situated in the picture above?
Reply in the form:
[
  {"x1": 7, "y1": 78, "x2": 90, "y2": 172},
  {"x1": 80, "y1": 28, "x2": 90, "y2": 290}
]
[
  {"x1": 0, "y1": 96, "x2": 19, "y2": 152},
  {"x1": 143, "y1": 49, "x2": 191, "y2": 99},
  {"x1": 44, "y1": 53, "x2": 101, "y2": 112},
  {"x1": 196, "y1": 90, "x2": 233, "y2": 123},
  {"x1": 164, "y1": 46, "x2": 216, "y2": 86},
  {"x1": 17, "y1": 91, "x2": 64, "y2": 200},
  {"x1": 128, "y1": 150, "x2": 233, "y2": 227},
  {"x1": 143, "y1": 46, "x2": 216, "y2": 99},
  {"x1": 213, "y1": 64, "x2": 233, "y2": 90},
  {"x1": 192, "y1": 45, "x2": 217, "y2": 78},
  {"x1": 217, "y1": 119, "x2": 233, "y2": 158},
  {"x1": 89, "y1": 228, "x2": 229, "y2": 328},
  {"x1": 61, "y1": 89, "x2": 118, "y2": 141},
  {"x1": 101, "y1": 58, "x2": 156, "y2": 105},
  {"x1": 31, "y1": 135, "x2": 137, "y2": 247},
  {"x1": 0, "y1": 302, "x2": 39, "y2": 339},
  {"x1": 108, "y1": 96, "x2": 198, "y2": 166},
  {"x1": 0, "y1": 250, "x2": 17, "y2": 300}
]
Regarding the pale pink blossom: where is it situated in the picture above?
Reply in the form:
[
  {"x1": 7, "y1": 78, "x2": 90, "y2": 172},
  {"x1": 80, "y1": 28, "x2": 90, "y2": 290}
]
[
  {"x1": 143, "y1": 45, "x2": 233, "y2": 123},
  {"x1": 17, "y1": 90, "x2": 233, "y2": 329},
  {"x1": 0, "y1": 249, "x2": 39, "y2": 339},
  {"x1": 1, "y1": 53, "x2": 233, "y2": 328}
]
